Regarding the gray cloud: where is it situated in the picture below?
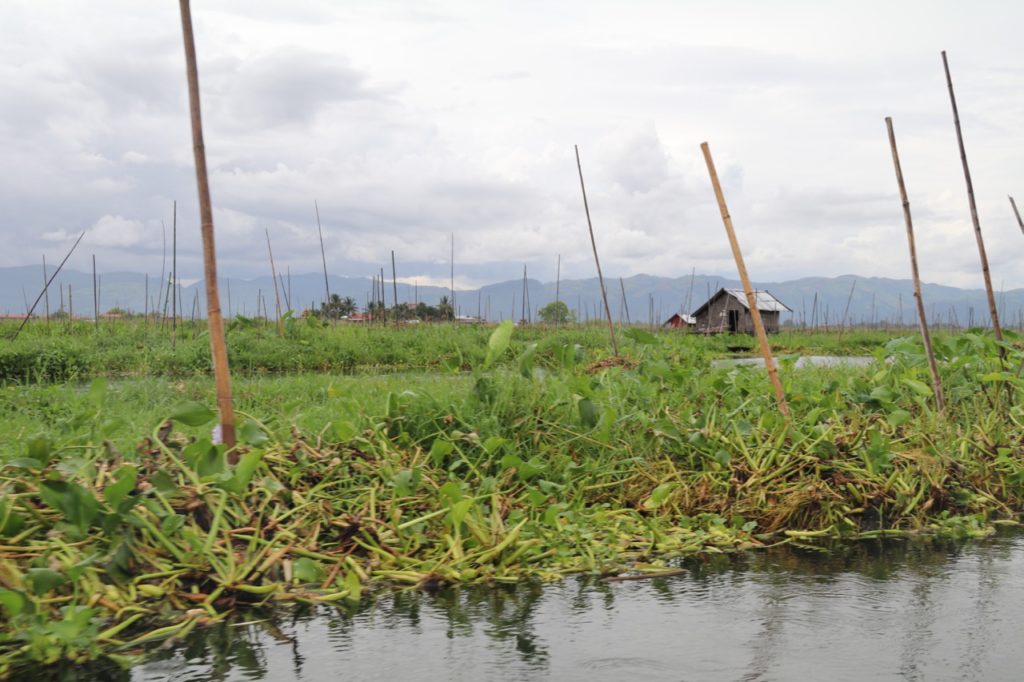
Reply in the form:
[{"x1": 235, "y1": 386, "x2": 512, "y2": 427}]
[{"x1": 0, "y1": 1, "x2": 1022, "y2": 291}]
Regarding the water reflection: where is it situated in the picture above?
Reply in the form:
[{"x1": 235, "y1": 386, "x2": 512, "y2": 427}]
[{"x1": 116, "y1": 530, "x2": 1024, "y2": 681}]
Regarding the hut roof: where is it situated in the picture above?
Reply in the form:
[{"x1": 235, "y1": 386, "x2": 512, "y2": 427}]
[{"x1": 692, "y1": 288, "x2": 791, "y2": 316}]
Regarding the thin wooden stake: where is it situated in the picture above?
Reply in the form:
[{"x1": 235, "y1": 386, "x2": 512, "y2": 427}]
[
  {"x1": 942, "y1": 51, "x2": 1003, "y2": 344},
  {"x1": 554, "y1": 254, "x2": 561, "y2": 328},
  {"x1": 179, "y1": 0, "x2": 236, "y2": 452},
  {"x1": 1010, "y1": 195, "x2": 1023, "y2": 235},
  {"x1": 886, "y1": 117, "x2": 945, "y2": 411},
  {"x1": 315, "y1": 200, "x2": 332, "y2": 317},
  {"x1": 619, "y1": 277, "x2": 632, "y2": 325},
  {"x1": 14, "y1": 232, "x2": 85, "y2": 339},
  {"x1": 92, "y1": 255, "x2": 99, "y2": 326},
  {"x1": 172, "y1": 200, "x2": 178, "y2": 347},
  {"x1": 574, "y1": 145, "x2": 618, "y2": 356},
  {"x1": 391, "y1": 250, "x2": 399, "y2": 327},
  {"x1": 265, "y1": 228, "x2": 284, "y2": 336},
  {"x1": 700, "y1": 142, "x2": 788, "y2": 417},
  {"x1": 41, "y1": 256, "x2": 50, "y2": 326}
]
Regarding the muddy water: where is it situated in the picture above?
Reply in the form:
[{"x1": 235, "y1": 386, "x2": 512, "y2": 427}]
[{"x1": 119, "y1": 530, "x2": 1024, "y2": 681}]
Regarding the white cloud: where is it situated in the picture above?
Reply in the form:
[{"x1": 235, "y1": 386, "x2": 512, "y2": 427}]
[{"x1": 0, "y1": 1, "x2": 1022, "y2": 290}]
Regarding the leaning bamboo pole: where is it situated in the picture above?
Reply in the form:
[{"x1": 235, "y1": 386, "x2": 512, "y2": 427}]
[
  {"x1": 942, "y1": 51, "x2": 1002, "y2": 344},
  {"x1": 41, "y1": 256, "x2": 50, "y2": 327},
  {"x1": 315, "y1": 200, "x2": 332, "y2": 317},
  {"x1": 886, "y1": 117, "x2": 945, "y2": 411},
  {"x1": 700, "y1": 142, "x2": 788, "y2": 417},
  {"x1": 178, "y1": 0, "x2": 236, "y2": 452},
  {"x1": 1010, "y1": 195, "x2": 1023, "y2": 235},
  {"x1": 14, "y1": 232, "x2": 85, "y2": 340},
  {"x1": 574, "y1": 145, "x2": 618, "y2": 356}
]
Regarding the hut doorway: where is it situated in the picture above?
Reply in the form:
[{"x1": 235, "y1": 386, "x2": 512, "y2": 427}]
[{"x1": 728, "y1": 309, "x2": 739, "y2": 333}]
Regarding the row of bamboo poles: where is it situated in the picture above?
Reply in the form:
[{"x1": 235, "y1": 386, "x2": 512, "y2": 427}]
[{"x1": 15, "y1": 3, "x2": 1018, "y2": 439}]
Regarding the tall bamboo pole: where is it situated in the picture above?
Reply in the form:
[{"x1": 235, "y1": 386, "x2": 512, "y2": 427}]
[
  {"x1": 92, "y1": 255, "x2": 99, "y2": 326},
  {"x1": 179, "y1": 0, "x2": 236, "y2": 452},
  {"x1": 172, "y1": 199, "x2": 178, "y2": 347},
  {"x1": 574, "y1": 145, "x2": 618, "y2": 356},
  {"x1": 942, "y1": 51, "x2": 1002, "y2": 343},
  {"x1": 1010, "y1": 195, "x2": 1023, "y2": 235},
  {"x1": 265, "y1": 228, "x2": 283, "y2": 336},
  {"x1": 619, "y1": 276, "x2": 631, "y2": 325},
  {"x1": 315, "y1": 200, "x2": 332, "y2": 316},
  {"x1": 41, "y1": 255, "x2": 50, "y2": 326},
  {"x1": 700, "y1": 142, "x2": 788, "y2": 417},
  {"x1": 554, "y1": 254, "x2": 561, "y2": 328},
  {"x1": 886, "y1": 117, "x2": 945, "y2": 411},
  {"x1": 391, "y1": 250, "x2": 399, "y2": 327}
]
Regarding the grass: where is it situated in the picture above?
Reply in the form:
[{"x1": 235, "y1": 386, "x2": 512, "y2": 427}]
[{"x1": 1, "y1": 321, "x2": 1023, "y2": 676}]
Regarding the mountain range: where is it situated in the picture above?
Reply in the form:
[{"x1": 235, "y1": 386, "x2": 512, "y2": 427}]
[{"x1": 1, "y1": 265, "x2": 1020, "y2": 329}]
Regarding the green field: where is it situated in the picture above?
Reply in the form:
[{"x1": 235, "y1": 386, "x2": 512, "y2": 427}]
[{"x1": 1, "y1": 319, "x2": 1022, "y2": 675}]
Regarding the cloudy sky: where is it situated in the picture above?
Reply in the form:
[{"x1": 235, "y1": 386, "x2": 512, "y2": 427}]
[{"x1": 1, "y1": 1, "x2": 1022, "y2": 289}]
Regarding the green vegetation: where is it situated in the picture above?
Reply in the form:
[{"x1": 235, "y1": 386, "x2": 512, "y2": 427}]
[{"x1": 1, "y1": 320, "x2": 1022, "y2": 676}]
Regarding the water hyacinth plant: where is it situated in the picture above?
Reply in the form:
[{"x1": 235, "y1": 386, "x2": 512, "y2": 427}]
[{"x1": 1, "y1": 322, "x2": 1023, "y2": 676}]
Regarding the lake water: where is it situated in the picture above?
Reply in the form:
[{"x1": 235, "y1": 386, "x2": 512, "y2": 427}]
[
  {"x1": 113, "y1": 529, "x2": 1024, "y2": 682},
  {"x1": 713, "y1": 355, "x2": 875, "y2": 369}
]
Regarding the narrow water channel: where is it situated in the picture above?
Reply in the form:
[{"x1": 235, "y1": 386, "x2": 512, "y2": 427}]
[{"x1": 112, "y1": 529, "x2": 1024, "y2": 681}]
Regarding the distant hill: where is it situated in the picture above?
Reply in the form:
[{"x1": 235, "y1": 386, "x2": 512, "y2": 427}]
[{"x1": 1, "y1": 265, "x2": 1020, "y2": 328}]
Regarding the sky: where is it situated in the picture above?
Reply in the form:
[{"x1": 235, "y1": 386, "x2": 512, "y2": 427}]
[{"x1": 1, "y1": 0, "x2": 1022, "y2": 290}]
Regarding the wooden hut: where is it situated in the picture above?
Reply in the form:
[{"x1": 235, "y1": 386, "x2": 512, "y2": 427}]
[
  {"x1": 662, "y1": 313, "x2": 696, "y2": 329},
  {"x1": 692, "y1": 288, "x2": 790, "y2": 334}
]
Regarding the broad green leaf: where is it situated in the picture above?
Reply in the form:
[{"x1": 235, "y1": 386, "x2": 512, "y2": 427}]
[
  {"x1": 392, "y1": 468, "x2": 421, "y2": 497},
  {"x1": 446, "y1": 498, "x2": 474, "y2": 527},
  {"x1": 239, "y1": 420, "x2": 269, "y2": 446},
  {"x1": 887, "y1": 409, "x2": 912, "y2": 427},
  {"x1": 484, "y1": 320, "x2": 514, "y2": 368},
  {"x1": 344, "y1": 570, "x2": 362, "y2": 601},
  {"x1": 217, "y1": 448, "x2": 266, "y2": 494},
  {"x1": 103, "y1": 465, "x2": 137, "y2": 509},
  {"x1": 901, "y1": 377, "x2": 933, "y2": 398},
  {"x1": 0, "y1": 589, "x2": 32, "y2": 617},
  {"x1": 168, "y1": 401, "x2": 216, "y2": 427},
  {"x1": 26, "y1": 437, "x2": 51, "y2": 466},
  {"x1": 39, "y1": 480, "x2": 99, "y2": 532},
  {"x1": 27, "y1": 568, "x2": 66, "y2": 596},
  {"x1": 292, "y1": 557, "x2": 324, "y2": 584},
  {"x1": 429, "y1": 438, "x2": 455, "y2": 465}
]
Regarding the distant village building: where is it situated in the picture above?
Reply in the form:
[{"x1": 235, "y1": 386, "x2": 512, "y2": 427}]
[
  {"x1": 661, "y1": 313, "x2": 696, "y2": 329},
  {"x1": 692, "y1": 288, "x2": 790, "y2": 334}
]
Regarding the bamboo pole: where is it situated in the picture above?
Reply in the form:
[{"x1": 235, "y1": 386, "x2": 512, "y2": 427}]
[
  {"x1": 942, "y1": 51, "x2": 1002, "y2": 344},
  {"x1": 554, "y1": 254, "x2": 561, "y2": 328},
  {"x1": 454, "y1": 232, "x2": 458, "y2": 319},
  {"x1": 315, "y1": 200, "x2": 332, "y2": 317},
  {"x1": 92, "y1": 255, "x2": 99, "y2": 326},
  {"x1": 178, "y1": 0, "x2": 236, "y2": 452},
  {"x1": 700, "y1": 142, "x2": 788, "y2": 417},
  {"x1": 886, "y1": 117, "x2": 945, "y2": 411},
  {"x1": 41, "y1": 255, "x2": 50, "y2": 327},
  {"x1": 391, "y1": 250, "x2": 399, "y2": 327},
  {"x1": 574, "y1": 145, "x2": 618, "y2": 356},
  {"x1": 619, "y1": 276, "x2": 632, "y2": 325},
  {"x1": 1010, "y1": 195, "x2": 1023, "y2": 235},
  {"x1": 14, "y1": 232, "x2": 85, "y2": 339},
  {"x1": 172, "y1": 200, "x2": 178, "y2": 347},
  {"x1": 265, "y1": 228, "x2": 283, "y2": 335}
]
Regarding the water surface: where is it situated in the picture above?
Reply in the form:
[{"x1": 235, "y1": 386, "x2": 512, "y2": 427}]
[{"x1": 121, "y1": 530, "x2": 1024, "y2": 681}]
